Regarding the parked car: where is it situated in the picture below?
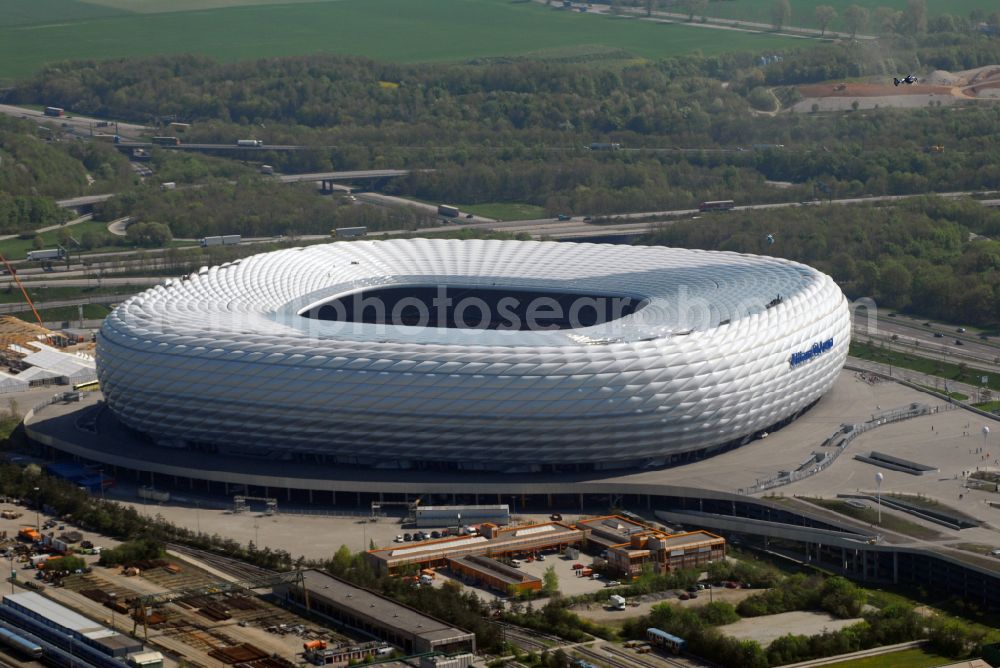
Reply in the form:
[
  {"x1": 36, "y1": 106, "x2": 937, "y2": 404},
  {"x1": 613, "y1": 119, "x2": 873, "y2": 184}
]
[
  {"x1": 572, "y1": 563, "x2": 584, "y2": 570},
  {"x1": 606, "y1": 580, "x2": 621, "y2": 587},
  {"x1": 403, "y1": 533, "x2": 412, "y2": 541},
  {"x1": 934, "y1": 332, "x2": 944, "y2": 338},
  {"x1": 537, "y1": 554, "x2": 546, "y2": 561},
  {"x1": 955, "y1": 339, "x2": 963, "y2": 346},
  {"x1": 689, "y1": 591, "x2": 698, "y2": 599},
  {"x1": 431, "y1": 531, "x2": 440, "y2": 539},
  {"x1": 687, "y1": 585, "x2": 699, "y2": 593},
  {"x1": 550, "y1": 513, "x2": 563, "y2": 521},
  {"x1": 394, "y1": 535, "x2": 403, "y2": 543},
  {"x1": 679, "y1": 592, "x2": 690, "y2": 600},
  {"x1": 957, "y1": 327, "x2": 966, "y2": 333}
]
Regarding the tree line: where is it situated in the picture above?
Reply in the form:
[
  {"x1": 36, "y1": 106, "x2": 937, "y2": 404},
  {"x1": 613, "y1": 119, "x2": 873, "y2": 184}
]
[{"x1": 636, "y1": 196, "x2": 1000, "y2": 326}]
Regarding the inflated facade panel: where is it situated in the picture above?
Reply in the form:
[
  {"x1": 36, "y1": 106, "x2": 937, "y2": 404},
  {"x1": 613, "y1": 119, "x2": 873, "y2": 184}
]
[{"x1": 96, "y1": 239, "x2": 850, "y2": 471}]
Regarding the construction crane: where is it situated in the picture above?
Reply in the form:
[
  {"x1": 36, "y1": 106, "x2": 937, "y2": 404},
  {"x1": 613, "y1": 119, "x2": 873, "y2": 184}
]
[{"x1": 0, "y1": 253, "x2": 43, "y2": 326}]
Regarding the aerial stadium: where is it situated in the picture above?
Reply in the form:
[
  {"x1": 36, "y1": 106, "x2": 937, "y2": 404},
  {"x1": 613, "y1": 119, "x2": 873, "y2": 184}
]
[{"x1": 94, "y1": 238, "x2": 850, "y2": 473}]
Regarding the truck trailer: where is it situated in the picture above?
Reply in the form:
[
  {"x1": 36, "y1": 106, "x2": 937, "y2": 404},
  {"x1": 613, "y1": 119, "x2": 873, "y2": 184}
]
[
  {"x1": 26, "y1": 248, "x2": 65, "y2": 261},
  {"x1": 236, "y1": 139, "x2": 263, "y2": 147},
  {"x1": 437, "y1": 204, "x2": 460, "y2": 218},
  {"x1": 43, "y1": 106, "x2": 64, "y2": 117},
  {"x1": 199, "y1": 235, "x2": 242, "y2": 247}
]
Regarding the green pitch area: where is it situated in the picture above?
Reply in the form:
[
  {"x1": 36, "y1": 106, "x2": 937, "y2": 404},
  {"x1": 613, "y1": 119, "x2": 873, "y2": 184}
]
[{"x1": 0, "y1": 0, "x2": 805, "y2": 83}]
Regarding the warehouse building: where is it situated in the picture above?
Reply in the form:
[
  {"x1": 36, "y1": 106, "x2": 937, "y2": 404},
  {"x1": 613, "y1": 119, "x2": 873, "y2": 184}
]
[
  {"x1": 605, "y1": 531, "x2": 726, "y2": 577},
  {"x1": 446, "y1": 555, "x2": 541, "y2": 596},
  {"x1": 273, "y1": 570, "x2": 475, "y2": 655},
  {"x1": 1, "y1": 591, "x2": 143, "y2": 657},
  {"x1": 415, "y1": 505, "x2": 509, "y2": 528},
  {"x1": 366, "y1": 521, "x2": 584, "y2": 575}
]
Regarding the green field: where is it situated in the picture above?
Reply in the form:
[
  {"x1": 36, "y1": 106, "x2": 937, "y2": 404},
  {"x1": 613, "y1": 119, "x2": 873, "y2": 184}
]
[
  {"x1": 818, "y1": 646, "x2": 955, "y2": 668},
  {"x1": 463, "y1": 203, "x2": 548, "y2": 221},
  {"x1": 0, "y1": 0, "x2": 806, "y2": 83},
  {"x1": 0, "y1": 221, "x2": 120, "y2": 260},
  {"x1": 687, "y1": 0, "x2": 995, "y2": 33},
  {"x1": 13, "y1": 303, "x2": 112, "y2": 324}
]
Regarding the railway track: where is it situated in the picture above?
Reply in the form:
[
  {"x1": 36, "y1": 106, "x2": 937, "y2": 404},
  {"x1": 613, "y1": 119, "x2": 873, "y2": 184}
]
[
  {"x1": 499, "y1": 624, "x2": 556, "y2": 653},
  {"x1": 602, "y1": 644, "x2": 688, "y2": 668},
  {"x1": 166, "y1": 543, "x2": 276, "y2": 581},
  {"x1": 572, "y1": 645, "x2": 635, "y2": 668}
]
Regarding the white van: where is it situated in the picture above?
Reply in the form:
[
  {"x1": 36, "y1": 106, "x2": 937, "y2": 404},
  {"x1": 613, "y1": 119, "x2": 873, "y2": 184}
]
[{"x1": 510, "y1": 559, "x2": 523, "y2": 568}]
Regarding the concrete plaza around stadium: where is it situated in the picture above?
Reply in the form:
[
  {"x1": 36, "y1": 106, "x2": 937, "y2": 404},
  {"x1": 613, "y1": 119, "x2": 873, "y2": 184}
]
[{"x1": 23, "y1": 369, "x2": 1000, "y2": 561}]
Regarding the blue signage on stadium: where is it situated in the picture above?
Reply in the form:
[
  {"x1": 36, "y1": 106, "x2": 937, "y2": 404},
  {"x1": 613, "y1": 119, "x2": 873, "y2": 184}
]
[{"x1": 789, "y1": 338, "x2": 834, "y2": 367}]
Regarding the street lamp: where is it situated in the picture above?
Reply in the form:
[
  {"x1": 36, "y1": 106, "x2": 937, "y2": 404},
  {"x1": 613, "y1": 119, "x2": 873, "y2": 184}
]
[
  {"x1": 109, "y1": 593, "x2": 116, "y2": 630},
  {"x1": 33, "y1": 486, "x2": 40, "y2": 532},
  {"x1": 875, "y1": 472, "x2": 884, "y2": 526}
]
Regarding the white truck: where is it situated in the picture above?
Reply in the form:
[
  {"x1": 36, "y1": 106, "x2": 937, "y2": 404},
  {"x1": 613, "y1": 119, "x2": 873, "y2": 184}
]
[
  {"x1": 26, "y1": 248, "x2": 65, "y2": 261},
  {"x1": 199, "y1": 235, "x2": 242, "y2": 247},
  {"x1": 138, "y1": 486, "x2": 170, "y2": 502},
  {"x1": 260, "y1": 164, "x2": 274, "y2": 175},
  {"x1": 609, "y1": 594, "x2": 626, "y2": 610},
  {"x1": 237, "y1": 139, "x2": 263, "y2": 147}
]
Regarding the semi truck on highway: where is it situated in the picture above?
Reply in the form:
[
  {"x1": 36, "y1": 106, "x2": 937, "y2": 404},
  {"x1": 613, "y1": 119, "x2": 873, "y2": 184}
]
[
  {"x1": 438, "y1": 204, "x2": 460, "y2": 218},
  {"x1": 26, "y1": 248, "x2": 65, "y2": 261},
  {"x1": 200, "y1": 235, "x2": 242, "y2": 247},
  {"x1": 237, "y1": 139, "x2": 264, "y2": 147},
  {"x1": 151, "y1": 136, "x2": 181, "y2": 146},
  {"x1": 44, "y1": 106, "x2": 64, "y2": 117}
]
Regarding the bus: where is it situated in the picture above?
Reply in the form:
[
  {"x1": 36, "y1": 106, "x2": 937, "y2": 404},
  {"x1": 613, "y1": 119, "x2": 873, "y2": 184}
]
[
  {"x1": 73, "y1": 380, "x2": 100, "y2": 391},
  {"x1": 698, "y1": 200, "x2": 735, "y2": 212},
  {"x1": 151, "y1": 136, "x2": 181, "y2": 146},
  {"x1": 647, "y1": 628, "x2": 685, "y2": 655}
]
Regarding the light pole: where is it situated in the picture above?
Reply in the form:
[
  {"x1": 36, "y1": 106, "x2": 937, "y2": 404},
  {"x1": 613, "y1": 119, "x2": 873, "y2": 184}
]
[
  {"x1": 68, "y1": 633, "x2": 75, "y2": 668},
  {"x1": 109, "y1": 593, "x2": 116, "y2": 630},
  {"x1": 195, "y1": 500, "x2": 201, "y2": 535},
  {"x1": 875, "y1": 472, "x2": 884, "y2": 526},
  {"x1": 33, "y1": 486, "x2": 40, "y2": 532}
]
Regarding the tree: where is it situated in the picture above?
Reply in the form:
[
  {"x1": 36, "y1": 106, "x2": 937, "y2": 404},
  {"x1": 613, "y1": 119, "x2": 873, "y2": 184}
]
[
  {"x1": 126, "y1": 221, "x2": 173, "y2": 247},
  {"x1": 874, "y1": 6, "x2": 901, "y2": 34},
  {"x1": 542, "y1": 565, "x2": 559, "y2": 595},
  {"x1": 902, "y1": 0, "x2": 928, "y2": 34},
  {"x1": 771, "y1": 0, "x2": 791, "y2": 30},
  {"x1": 31, "y1": 234, "x2": 44, "y2": 250},
  {"x1": 843, "y1": 4, "x2": 869, "y2": 38},
  {"x1": 815, "y1": 5, "x2": 837, "y2": 36}
]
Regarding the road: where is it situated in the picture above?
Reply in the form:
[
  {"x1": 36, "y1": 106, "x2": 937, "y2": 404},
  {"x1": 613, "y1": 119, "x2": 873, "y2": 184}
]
[
  {"x1": 0, "y1": 213, "x2": 93, "y2": 242},
  {"x1": 0, "y1": 103, "x2": 150, "y2": 140},
  {"x1": 0, "y1": 294, "x2": 127, "y2": 315}
]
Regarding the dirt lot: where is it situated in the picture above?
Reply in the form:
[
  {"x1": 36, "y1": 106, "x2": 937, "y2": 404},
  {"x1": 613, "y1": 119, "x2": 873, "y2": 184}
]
[
  {"x1": 790, "y1": 65, "x2": 1000, "y2": 112},
  {"x1": 719, "y1": 610, "x2": 863, "y2": 647},
  {"x1": 572, "y1": 586, "x2": 759, "y2": 622}
]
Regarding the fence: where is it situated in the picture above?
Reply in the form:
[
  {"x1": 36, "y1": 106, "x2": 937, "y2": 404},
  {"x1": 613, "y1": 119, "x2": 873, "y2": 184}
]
[{"x1": 739, "y1": 401, "x2": 952, "y2": 496}]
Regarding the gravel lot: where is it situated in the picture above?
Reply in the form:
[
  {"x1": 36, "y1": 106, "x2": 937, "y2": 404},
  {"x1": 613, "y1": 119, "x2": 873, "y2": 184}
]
[{"x1": 719, "y1": 610, "x2": 863, "y2": 647}]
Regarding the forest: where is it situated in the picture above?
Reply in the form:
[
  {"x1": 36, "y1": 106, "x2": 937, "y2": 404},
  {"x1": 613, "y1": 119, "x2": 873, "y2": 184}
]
[{"x1": 636, "y1": 196, "x2": 1000, "y2": 325}]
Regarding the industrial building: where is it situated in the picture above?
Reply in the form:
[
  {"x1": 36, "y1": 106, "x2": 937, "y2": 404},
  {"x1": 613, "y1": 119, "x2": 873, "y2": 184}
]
[
  {"x1": 446, "y1": 555, "x2": 541, "y2": 596},
  {"x1": 576, "y1": 515, "x2": 650, "y2": 552},
  {"x1": 605, "y1": 530, "x2": 726, "y2": 577},
  {"x1": 366, "y1": 521, "x2": 584, "y2": 575},
  {"x1": 416, "y1": 505, "x2": 509, "y2": 528},
  {"x1": 0, "y1": 591, "x2": 143, "y2": 657},
  {"x1": 95, "y1": 239, "x2": 849, "y2": 472},
  {"x1": 273, "y1": 570, "x2": 475, "y2": 655}
]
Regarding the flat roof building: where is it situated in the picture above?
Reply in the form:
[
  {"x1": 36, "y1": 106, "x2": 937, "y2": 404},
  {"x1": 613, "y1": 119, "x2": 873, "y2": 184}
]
[
  {"x1": 1, "y1": 591, "x2": 143, "y2": 657},
  {"x1": 416, "y1": 505, "x2": 509, "y2": 528},
  {"x1": 576, "y1": 515, "x2": 650, "y2": 551},
  {"x1": 606, "y1": 531, "x2": 726, "y2": 578},
  {"x1": 446, "y1": 555, "x2": 541, "y2": 596},
  {"x1": 366, "y1": 521, "x2": 584, "y2": 574},
  {"x1": 273, "y1": 570, "x2": 474, "y2": 655}
]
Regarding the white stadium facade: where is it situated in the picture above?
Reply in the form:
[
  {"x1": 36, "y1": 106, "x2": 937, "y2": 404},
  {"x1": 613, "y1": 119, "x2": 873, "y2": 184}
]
[{"x1": 95, "y1": 239, "x2": 850, "y2": 473}]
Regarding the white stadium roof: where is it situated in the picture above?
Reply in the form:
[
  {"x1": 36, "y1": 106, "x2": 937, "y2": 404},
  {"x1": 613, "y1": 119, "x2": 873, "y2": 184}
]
[{"x1": 96, "y1": 239, "x2": 850, "y2": 470}]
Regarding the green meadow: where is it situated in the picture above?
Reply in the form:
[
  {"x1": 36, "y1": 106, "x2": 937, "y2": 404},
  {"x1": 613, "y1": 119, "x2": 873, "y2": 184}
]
[{"x1": 0, "y1": 0, "x2": 805, "y2": 83}]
